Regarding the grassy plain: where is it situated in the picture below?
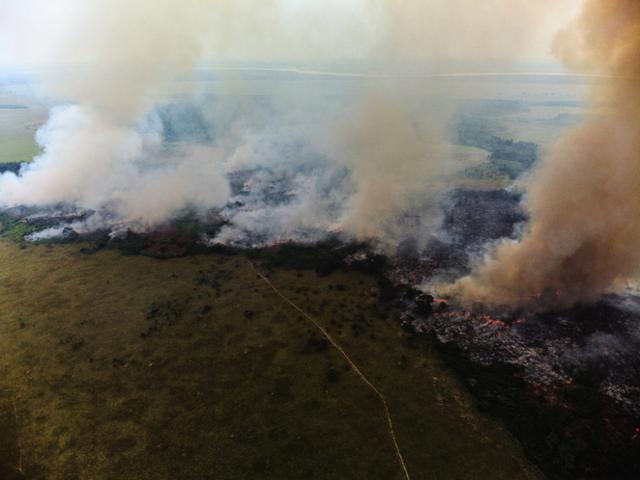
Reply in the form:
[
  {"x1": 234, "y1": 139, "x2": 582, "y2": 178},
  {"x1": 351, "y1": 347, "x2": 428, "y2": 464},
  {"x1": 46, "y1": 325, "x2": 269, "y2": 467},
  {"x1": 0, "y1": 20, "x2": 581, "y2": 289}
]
[
  {"x1": 0, "y1": 106, "x2": 46, "y2": 164},
  {"x1": 0, "y1": 242, "x2": 541, "y2": 479}
]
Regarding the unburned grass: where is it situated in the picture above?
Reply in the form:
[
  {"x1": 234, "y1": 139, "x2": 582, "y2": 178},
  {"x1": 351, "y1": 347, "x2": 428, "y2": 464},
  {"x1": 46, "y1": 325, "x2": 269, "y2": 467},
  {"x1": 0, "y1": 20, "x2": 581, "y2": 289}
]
[{"x1": 0, "y1": 242, "x2": 541, "y2": 479}]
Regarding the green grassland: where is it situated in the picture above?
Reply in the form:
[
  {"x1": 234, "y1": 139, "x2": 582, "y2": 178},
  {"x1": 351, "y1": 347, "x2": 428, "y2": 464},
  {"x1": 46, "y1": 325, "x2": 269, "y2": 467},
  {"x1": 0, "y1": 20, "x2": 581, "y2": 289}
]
[
  {"x1": 0, "y1": 108, "x2": 46, "y2": 164},
  {"x1": 0, "y1": 242, "x2": 542, "y2": 479},
  {"x1": 0, "y1": 214, "x2": 39, "y2": 243}
]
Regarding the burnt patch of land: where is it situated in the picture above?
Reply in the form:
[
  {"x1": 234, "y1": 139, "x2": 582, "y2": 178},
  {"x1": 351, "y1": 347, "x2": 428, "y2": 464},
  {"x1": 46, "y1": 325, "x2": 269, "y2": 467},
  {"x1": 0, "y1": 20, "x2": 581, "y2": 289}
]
[
  {"x1": 443, "y1": 188, "x2": 527, "y2": 248},
  {"x1": 383, "y1": 284, "x2": 640, "y2": 480}
]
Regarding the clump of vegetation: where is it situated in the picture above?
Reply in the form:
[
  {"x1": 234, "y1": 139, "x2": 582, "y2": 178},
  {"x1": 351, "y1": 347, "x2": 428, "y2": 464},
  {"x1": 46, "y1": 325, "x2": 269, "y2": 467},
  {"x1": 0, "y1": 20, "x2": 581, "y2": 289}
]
[
  {"x1": 457, "y1": 117, "x2": 539, "y2": 181},
  {"x1": 0, "y1": 162, "x2": 23, "y2": 175},
  {"x1": 140, "y1": 300, "x2": 186, "y2": 338},
  {"x1": 247, "y1": 241, "x2": 387, "y2": 278},
  {"x1": 247, "y1": 241, "x2": 351, "y2": 276},
  {"x1": 0, "y1": 213, "x2": 38, "y2": 242}
]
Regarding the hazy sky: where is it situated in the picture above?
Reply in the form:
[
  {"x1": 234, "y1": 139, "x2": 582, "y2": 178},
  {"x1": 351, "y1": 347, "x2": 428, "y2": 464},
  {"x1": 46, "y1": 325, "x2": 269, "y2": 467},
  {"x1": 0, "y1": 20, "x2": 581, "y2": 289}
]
[{"x1": 0, "y1": 0, "x2": 585, "y2": 69}]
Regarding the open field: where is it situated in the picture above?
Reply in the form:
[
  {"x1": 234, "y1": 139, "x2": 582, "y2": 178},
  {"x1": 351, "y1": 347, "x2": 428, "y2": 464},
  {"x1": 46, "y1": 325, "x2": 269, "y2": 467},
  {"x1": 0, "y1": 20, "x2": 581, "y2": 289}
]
[
  {"x1": 0, "y1": 107, "x2": 45, "y2": 164},
  {"x1": 0, "y1": 242, "x2": 540, "y2": 479}
]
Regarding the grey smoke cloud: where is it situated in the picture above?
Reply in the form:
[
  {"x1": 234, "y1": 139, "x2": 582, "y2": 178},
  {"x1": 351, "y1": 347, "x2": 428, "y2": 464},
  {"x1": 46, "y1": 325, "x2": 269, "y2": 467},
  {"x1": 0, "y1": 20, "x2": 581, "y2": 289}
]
[
  {"x1": 0, "y1": 0, "x2": 584, "y2": 241},
  {"x1": 445, "y1": 0, "x2": 640, "y2": 309},
  {"x1": 0, "y1": 105, "x2": 230, "y2": 228}
]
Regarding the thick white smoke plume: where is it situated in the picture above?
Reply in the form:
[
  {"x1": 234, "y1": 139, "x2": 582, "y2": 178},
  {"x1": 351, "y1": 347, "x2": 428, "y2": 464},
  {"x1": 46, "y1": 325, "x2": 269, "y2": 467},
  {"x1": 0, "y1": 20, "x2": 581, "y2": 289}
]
[
  {"x1": 0, "y1": 0, "x2": 239, "y2": 227},
  {"x1": 0, "y1": 106, "x2": 230, "y2": 228},
  {"x1": 0, "y1": 0, "x2": 583, "y2": 243}
]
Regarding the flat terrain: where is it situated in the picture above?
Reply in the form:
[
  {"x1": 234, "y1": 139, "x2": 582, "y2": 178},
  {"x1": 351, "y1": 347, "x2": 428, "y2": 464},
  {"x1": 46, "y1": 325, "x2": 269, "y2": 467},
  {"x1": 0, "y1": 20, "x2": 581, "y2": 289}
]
[
  {"x1": 0, "y1": 106, "x2": 45, "y2": 164},
  {"x1": 0, "y1": 242, "x2": 541, "y2": 479}
]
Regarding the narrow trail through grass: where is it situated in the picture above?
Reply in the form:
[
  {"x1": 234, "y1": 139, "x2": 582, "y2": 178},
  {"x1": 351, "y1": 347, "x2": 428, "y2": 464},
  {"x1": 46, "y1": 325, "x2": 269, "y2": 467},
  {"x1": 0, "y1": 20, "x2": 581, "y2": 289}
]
[
  {"x1": 0, "y1": 243, "x2": 542, "y2": 479},
  {"x1": 249, "y1": 260, "x2": 413, "y2": 480}
]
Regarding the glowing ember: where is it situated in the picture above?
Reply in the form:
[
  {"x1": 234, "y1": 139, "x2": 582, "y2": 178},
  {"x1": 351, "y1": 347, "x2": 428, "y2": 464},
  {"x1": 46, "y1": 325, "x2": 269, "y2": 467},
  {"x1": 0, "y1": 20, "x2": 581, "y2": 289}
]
[{"x1": 477, "y1": 313, "x2": 509, "y2": 329}]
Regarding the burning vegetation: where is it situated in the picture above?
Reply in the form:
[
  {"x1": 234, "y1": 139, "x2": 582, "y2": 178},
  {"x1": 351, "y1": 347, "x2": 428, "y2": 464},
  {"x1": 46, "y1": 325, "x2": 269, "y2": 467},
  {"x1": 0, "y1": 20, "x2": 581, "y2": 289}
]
[
  {"x1": 1, "y1": 0, "x2": 639, "y2": 478},
  {"x1": 3, "y1": 167, "x2": 640, "y2": 477},
  {"x1": 448, "y1": 0, "x2": 640, "y2": 310}
]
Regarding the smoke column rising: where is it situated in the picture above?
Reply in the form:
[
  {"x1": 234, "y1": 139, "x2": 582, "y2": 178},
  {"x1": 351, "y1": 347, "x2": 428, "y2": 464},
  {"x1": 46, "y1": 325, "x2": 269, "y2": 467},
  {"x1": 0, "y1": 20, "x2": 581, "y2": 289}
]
[
  {"x1": 0, "y1": 1, "x2": 584, "y2": 239},
  {"x1": 331, "y1": 94, "x2": 458, "y2": 250},
  {"x1": 0, "y1": 0, "x2": 276, "y2": 228},
  {"x1": 447, "y1": 0, "x2": 640, "y2": 308}
]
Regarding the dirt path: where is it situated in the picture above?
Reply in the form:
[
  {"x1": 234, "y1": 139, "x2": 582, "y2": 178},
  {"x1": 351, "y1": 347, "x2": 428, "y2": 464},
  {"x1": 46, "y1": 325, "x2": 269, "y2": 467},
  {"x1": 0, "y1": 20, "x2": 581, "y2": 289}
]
[{"x1": 249, "y1": 260, "x2": 412, "y2": 480}]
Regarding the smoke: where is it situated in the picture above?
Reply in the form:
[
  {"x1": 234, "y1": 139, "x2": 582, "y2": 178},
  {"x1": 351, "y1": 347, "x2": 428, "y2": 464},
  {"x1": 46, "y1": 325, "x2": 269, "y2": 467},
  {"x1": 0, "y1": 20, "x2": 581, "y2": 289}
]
[
  {"x1": 2, "y1": 0, "x2": 227, "y2": 119},
  {"x1": 329, "y1": 94, "x2": 458, "y2": 250},
  {"x1": 375, "y1": 0, "x2": 582, "y2": 65},
  {"x1": 0, "y1": 0, "x2": 244, "y2": 227},
  {"x1": 0, "y1": 0, "x2": 366, "y2": 230},
  {"x1": 0, "y1": 105, "x2": 231, "y2": 228},
  {"x1": 0, "y1": 1, "x2": 584, "y2": 242},
  {"x1": 446, "y1": 0, "x2": 640, "y2": 308}
]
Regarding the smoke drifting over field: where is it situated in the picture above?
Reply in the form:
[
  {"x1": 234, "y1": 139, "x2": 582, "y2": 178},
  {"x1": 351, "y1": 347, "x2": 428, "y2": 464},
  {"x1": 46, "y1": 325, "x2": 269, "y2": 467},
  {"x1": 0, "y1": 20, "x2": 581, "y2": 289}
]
[
  {"x1": 448, "y1": 0, "x2": 640, "y2": 308},
  {"x1": 0, "y1": 1, "x2": 581, "y2": 246},
  {"x1": 0, "y1": 0, "x2": 239, "y2": 228}
]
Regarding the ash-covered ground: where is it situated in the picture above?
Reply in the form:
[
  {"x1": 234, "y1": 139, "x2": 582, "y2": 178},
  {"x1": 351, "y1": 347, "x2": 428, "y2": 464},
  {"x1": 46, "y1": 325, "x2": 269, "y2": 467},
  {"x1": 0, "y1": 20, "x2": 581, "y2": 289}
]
[
  {"x1": 391, "y1": 188, "x2": 640, "y2": 416},
  {"x1": 385, "y1": 188, "x2": 640, "y2": 479}
]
